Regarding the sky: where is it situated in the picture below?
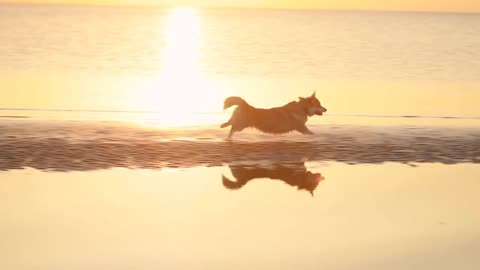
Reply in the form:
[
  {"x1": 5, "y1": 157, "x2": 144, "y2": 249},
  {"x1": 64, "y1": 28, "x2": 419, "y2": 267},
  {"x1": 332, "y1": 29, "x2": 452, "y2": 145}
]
[{"x1": 4, "y1": 0, "x2": 480, "y2": 13}]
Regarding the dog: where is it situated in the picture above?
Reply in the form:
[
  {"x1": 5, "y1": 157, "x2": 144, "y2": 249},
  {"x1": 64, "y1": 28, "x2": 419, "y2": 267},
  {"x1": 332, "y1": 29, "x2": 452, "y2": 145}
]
[
  {"x1": 222, "y1": 162, "x2": 324, "y2": 196},
  {"x1": 220, "y1": 91, "x2": 327, "y2": 139}
]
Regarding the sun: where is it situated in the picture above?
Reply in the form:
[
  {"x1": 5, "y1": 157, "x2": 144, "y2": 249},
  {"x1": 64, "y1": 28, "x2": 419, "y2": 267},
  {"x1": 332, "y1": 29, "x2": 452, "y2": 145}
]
[{"x1": 136, "y1": 8, "x2": 224, "y2": 128}]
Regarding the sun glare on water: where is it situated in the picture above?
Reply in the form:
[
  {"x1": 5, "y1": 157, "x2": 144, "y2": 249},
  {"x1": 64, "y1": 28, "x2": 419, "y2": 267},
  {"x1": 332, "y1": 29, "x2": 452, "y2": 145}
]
[{"x1": 137, "y1": 8, "x2": 224, "y2": 128}]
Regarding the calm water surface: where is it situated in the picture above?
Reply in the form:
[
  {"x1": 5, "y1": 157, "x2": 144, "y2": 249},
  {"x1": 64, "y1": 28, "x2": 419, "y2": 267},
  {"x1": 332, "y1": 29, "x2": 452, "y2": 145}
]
[
  {"x1": 1, "y1": 164, "x2": 480, "y2": 269},
  {"x1": 1, "y1": 4, "x2": 480, "y2": 123}
]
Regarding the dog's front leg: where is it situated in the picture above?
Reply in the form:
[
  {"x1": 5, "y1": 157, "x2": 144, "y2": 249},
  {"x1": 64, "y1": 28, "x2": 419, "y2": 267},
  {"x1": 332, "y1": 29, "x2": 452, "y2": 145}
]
[{"x1": 297, "y1": 125, "x2": 314, "y2": 135}]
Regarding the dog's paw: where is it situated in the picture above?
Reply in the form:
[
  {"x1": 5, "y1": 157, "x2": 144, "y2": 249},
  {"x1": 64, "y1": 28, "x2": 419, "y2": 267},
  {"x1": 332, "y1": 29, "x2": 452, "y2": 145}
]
[{"x1": 301, "y1": 129, "x2": 315, "y2": 135}]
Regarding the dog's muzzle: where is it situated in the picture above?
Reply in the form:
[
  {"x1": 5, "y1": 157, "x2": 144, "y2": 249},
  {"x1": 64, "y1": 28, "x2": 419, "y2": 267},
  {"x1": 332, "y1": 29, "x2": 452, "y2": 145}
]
[{"x1": 315, "y1": 107, "x2": 327, "y2": 115}]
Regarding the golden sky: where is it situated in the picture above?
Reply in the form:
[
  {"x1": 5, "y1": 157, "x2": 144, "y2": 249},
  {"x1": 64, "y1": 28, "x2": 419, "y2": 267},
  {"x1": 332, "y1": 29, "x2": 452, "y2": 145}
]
[{"x1": 4, "y1": 0, "x2": 480, "y2": 12}]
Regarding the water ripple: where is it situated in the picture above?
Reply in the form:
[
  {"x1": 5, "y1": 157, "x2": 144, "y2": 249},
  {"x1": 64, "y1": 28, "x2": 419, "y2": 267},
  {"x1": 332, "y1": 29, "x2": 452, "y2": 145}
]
[{"x1": 1, "y1": 121, "x2": 479, "y2": 171}]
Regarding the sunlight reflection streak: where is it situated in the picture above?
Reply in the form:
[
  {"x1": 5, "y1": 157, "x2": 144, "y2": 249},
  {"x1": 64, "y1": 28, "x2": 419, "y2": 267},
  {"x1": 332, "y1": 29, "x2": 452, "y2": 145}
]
[{"x1": 137, "y1": 8, "x2": 223, "y2": 128}]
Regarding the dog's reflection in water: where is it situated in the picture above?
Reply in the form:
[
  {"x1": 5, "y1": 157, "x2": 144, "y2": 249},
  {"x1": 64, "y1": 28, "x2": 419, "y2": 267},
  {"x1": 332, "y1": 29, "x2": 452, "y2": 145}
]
[{"x1": 222, "y1": 162, "x2": 324, "y2": 196}]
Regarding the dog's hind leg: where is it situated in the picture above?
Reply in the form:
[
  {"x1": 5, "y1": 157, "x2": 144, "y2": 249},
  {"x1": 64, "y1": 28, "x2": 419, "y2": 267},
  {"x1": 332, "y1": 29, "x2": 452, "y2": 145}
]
[
  {"x1": 220, "y1": 120, "x2": 231, "y2": 128},
  {"x1": 296, "y1": 125, "x2": 315, "y2": 135},
  {"x1": 227, "y1": 128, "x2": 236, "y2": 139}
]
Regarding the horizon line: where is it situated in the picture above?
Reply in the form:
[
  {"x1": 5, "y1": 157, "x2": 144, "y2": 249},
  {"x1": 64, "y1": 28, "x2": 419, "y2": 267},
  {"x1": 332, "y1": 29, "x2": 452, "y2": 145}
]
[
  {"x1": 1, "y1": 1, "x2": 480, "y2": 15},
  {"x1": 1, "y1": 107, "x2": 480, "y2": 120}
]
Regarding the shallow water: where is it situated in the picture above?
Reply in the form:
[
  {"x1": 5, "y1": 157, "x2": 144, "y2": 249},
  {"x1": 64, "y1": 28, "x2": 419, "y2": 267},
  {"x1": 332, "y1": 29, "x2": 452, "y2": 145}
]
[
  {"x1": 1, "y1": 163, "x2": 479, "y2": 270},
  {"x1": 1, "y1": 120, "x2": 479, "y2": 172}
]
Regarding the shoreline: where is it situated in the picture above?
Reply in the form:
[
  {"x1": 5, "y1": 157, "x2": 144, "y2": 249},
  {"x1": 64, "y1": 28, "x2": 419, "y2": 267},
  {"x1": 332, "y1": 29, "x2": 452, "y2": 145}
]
[{"x1": 1, "y1": 120, "x2": 479, "y2": 172}]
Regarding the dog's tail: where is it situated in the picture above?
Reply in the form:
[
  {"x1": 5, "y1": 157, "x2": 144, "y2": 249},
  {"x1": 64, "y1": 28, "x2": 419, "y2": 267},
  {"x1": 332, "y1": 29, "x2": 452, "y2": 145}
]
[
  {"x1": 222, "y1": 175, "x2": 244, "y2": 190},
  {"x1": 223, "y1": 96, "x2": 249, "y2": 110}
]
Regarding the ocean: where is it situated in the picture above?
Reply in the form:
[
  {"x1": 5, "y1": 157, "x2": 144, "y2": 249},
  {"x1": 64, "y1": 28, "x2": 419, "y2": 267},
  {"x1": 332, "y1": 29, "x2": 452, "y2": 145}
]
[
  {"x1": 1, "y1": 4, "x2": 480, "y2": 123},
  {"x1": 1, "y1": 4, "x2": 480, "y2": 270},
  {"x1": 1, "y1": 3, "x2": 479, "y2": 168}
]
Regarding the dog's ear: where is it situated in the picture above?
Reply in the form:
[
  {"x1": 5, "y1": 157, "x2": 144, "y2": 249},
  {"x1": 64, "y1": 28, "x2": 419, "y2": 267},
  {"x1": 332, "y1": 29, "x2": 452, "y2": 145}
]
[
  {"x1": 298, "y1": 97, "x2": 305, "y2": 101},
  {"x1": 309, "y1": 190, "x2": 314, "y2": 197},
  {"x1": 311, "y1": 91, "x2": 316, "y2": 98}
]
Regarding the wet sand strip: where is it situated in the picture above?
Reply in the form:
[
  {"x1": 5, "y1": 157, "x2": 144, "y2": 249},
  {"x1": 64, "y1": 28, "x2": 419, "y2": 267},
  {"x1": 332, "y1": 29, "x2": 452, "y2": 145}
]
[{"x1": 1, "y1": 125, "x2": 479, "y2": 171}]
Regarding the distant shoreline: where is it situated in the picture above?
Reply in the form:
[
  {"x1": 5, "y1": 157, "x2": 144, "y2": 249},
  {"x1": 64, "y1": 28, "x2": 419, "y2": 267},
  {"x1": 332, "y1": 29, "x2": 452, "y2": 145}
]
[{"x1": 1, "y1": 2, "x2": 480, "y2": 15}]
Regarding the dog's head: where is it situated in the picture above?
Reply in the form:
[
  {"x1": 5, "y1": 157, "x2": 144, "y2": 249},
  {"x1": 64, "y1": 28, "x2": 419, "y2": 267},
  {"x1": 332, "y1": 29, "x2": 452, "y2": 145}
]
[
  {"x1": 299, "y1": 91, "x2": 327, "y2": 117},
  {"x1": 299, "y1": 172, "x2": 325, "y2": 197}
]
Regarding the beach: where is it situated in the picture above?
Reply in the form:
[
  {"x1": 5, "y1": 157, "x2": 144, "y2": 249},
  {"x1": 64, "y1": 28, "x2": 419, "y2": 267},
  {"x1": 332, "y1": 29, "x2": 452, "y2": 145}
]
[
  {"x1": 1, "y1": 4, "x2": 480, "y2": 269},
  {"x1": 1, "y1": 118, "x2": 480, "y2": 269}
]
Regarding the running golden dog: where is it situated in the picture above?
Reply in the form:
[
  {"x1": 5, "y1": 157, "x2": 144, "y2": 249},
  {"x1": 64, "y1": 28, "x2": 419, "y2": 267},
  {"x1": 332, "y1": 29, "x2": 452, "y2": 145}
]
[{"x1": 221, "y1": 91, "x2": 327, "y2": 139}]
